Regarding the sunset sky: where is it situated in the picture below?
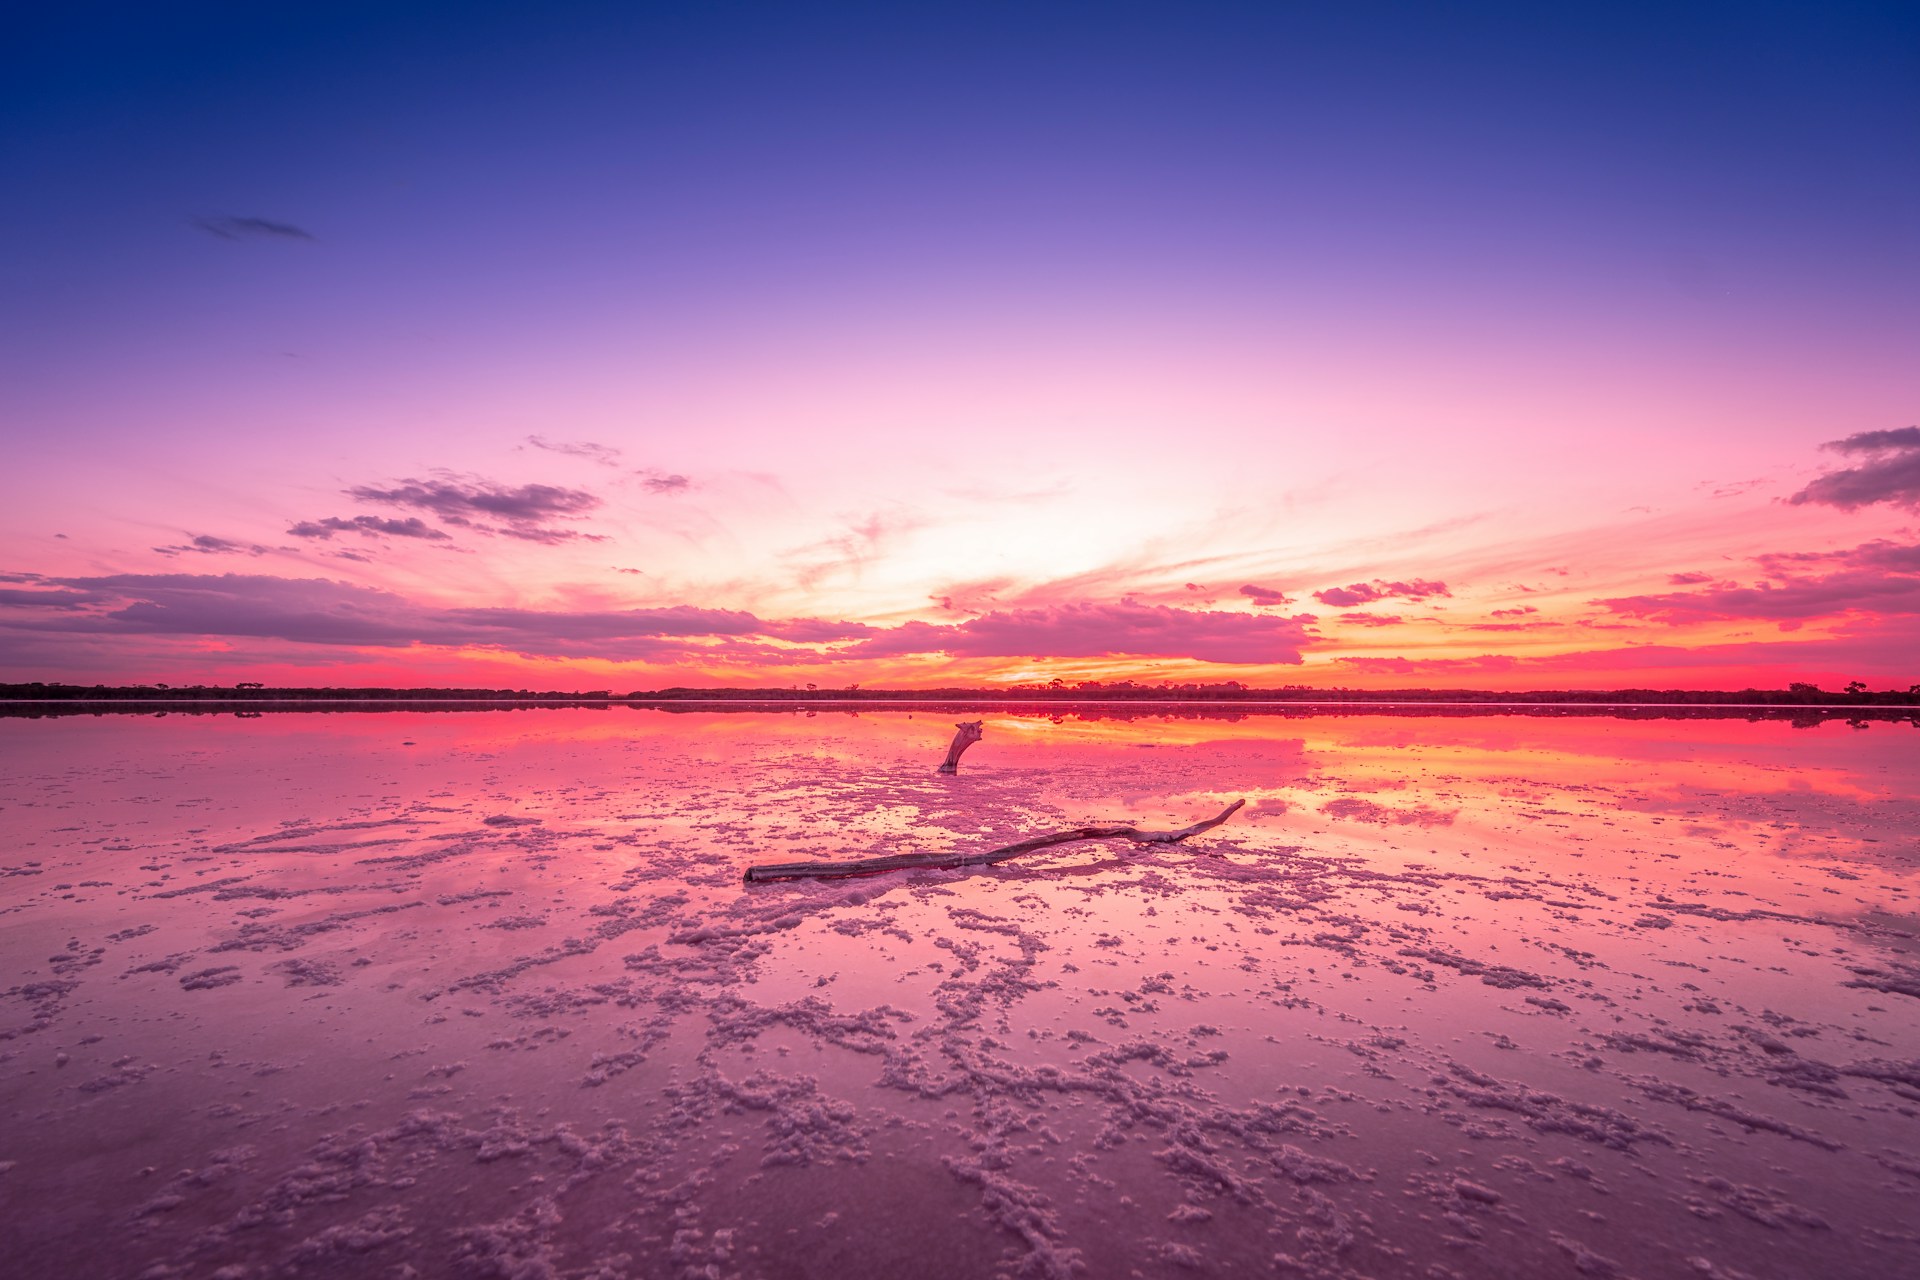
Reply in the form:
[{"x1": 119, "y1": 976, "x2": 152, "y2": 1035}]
[{"x1": 3, "y1": 2, "x2": 1917, "y2": 691}]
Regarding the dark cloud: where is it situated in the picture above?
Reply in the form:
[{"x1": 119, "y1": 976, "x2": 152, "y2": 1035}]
[
  {"x1": 350, "y1": 478, "x2": 598, "y2": 522},
  {"x1": 848, "y1": 603, "x2": 1314, "y2": 665},
  {"x1": 1830, "y1": 540, "x2": 1920, "y2": 573},
  {"x1": 1823, "y1": 426, "x2": 1920, "y2": 454},
  {"x1": 1788, "y1": 426, "x2": 1920, "y2": 511},
  {"x1": 152, "y1": 535, "x2": 268, "y2": 557},
  {"x1": 639, "y1": 471, "x2": 691, "y2": 494},
  {"x1": 1666, "y1": 572, "x2": 1715, "y2": 586},
  {"x1": 288, "y1": 515, "x2": 451, "y2": 541},
  {"x1": 1239, "y1": 584, "x2": 1294, "y2": 606},
  {"x1": 195, "y1": 216, "x2": 315, "y2": 241},
  {"x1": 347, "y1": 476, "x2": 600, "y2": 543},
  {"x1": 1754, "y1": 540, "x2": 1920, "y2": 575},
  {"x1": 0, "y1": 588, "x2": 93, "y2": 608},
  {"x1": 0, "y1": 575, "x2": 425, "y2": 647},
  {"x1": 527, "y1": 436, "x2": 622, "y2": 466},
  {"x1": 1312, "y1": 578, "x2": 1451, "y2": 608}
]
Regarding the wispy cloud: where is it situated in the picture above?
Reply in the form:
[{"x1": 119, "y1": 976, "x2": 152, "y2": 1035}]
[
  {"x1": 1341, "y1": 654, "x2": 1521, "y2": 677},
  {"x1": 638, "y1": 469, "x2": 691, "y2": 494},
  {"x1": 153, "y1": 534, "x2": 268, "y2": 557},
  {"x1": 526, "y1": 436, "x2": 623, "y2": 466},
  {"x1": 783, "y1": 510, "x2": 922, "y2": 588},
  {"x1": 194, "y1": 215, "x2": 315, "y2": 241}
]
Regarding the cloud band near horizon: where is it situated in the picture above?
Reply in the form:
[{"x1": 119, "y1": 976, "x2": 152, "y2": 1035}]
[{"x1": 0, "y1": 574, "x2": 1316, "y2": 667}]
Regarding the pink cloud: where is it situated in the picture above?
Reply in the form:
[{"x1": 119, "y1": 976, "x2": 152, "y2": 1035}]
[
  {"x1": 1313, "y1": 578, "x2": 1450, "y2": 608},
  {"x1": 1342, "y1": 654, "x2": 1520, "y2": 677},
  {"x1": 0, "y1": 576, "x2": 1314, "y2": 669},
  {"x1": 848, "y1": 602, "x2": 1314, "y2": 664},
  {"x1": 1595, "y1": 540, "x2": 1920, "y2": 626},
  {"x1": 0, "y1": 573, "x2": 863, "y2": 663},
  {"x1": 1337, "y1": 621, "x2": 1920, "y2": 687}
]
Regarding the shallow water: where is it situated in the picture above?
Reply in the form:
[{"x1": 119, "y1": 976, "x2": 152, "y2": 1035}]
[{"x1": 2, "y1": 707, "x2": 1917, "y2": 1280}]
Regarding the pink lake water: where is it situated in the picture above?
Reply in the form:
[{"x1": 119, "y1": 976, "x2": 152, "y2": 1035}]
[{"x1": 2, "y1": 706, "x2": 1917, "y2": 1280}]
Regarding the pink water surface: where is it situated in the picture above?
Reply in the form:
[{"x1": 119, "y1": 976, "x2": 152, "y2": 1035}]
[{"x1": 2, "y1": 707, "x2": 1917, "y2": 1279}]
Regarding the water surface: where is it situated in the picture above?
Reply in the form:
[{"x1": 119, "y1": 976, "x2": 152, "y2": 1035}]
[{"x1": 3, "y1": 708, "x2": 1917, "y2": 1279}]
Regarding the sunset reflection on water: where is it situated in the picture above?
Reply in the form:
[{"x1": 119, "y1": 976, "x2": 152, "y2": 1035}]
[{"x1": 3, "y1": 706, "x2": 1916, "y2": 1280}]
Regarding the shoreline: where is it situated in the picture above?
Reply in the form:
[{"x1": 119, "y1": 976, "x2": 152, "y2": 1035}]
[
  {"x1": 5, "y1": 696, "x2": 1918, "y2": 726},
  {"x1": 3, "y1": 695, "x2": 1918, "y2": 708}
]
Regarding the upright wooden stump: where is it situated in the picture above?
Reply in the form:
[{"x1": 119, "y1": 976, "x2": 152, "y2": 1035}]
[{"x1": 936, "y1": 720, "x2": 984, "y2": 774}]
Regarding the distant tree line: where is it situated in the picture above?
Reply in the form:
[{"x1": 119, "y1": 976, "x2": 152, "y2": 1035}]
[
  {"x1": 3, "y1": 681, "x2": 1915, "y2": 726},
  {"x1": 631, "y1": 680, "x2": 1920, "y2": 706},
  {"x1": 7, "y1": 680, "x2": 1917, "y2": 707},
  {"x1": 0, "y1": 683, "x2": 614, "y2": 702}
]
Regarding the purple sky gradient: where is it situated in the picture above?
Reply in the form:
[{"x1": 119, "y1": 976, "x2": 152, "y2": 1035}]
[{"x1": 3, "y1": 2, "x2": 1917, "y2": 689}]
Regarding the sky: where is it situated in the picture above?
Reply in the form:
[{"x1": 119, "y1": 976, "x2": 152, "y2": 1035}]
[{"x1": 2, "y1": 0, "x2": 1917, "y2": 691}]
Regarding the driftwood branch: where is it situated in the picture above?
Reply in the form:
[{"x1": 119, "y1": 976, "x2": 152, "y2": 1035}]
[
  {"x1": 936, "y1": 720, "x2": 983, "y2": 775},
  {"x1": 743, "y1": 798, "x2": 1246, "y2": 883}
]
